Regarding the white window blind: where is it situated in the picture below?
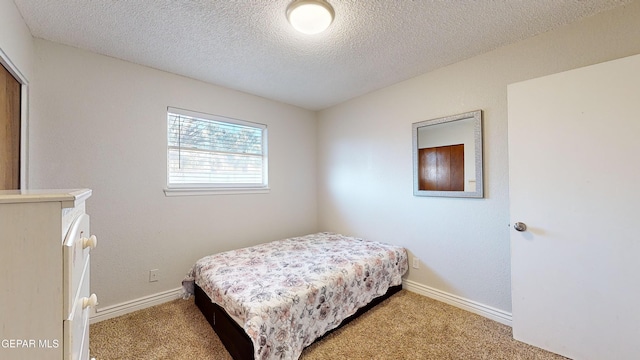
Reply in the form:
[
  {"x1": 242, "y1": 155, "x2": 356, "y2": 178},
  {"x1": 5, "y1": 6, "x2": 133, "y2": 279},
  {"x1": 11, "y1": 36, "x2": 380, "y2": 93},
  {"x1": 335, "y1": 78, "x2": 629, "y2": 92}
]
[{"x1": 167, "y1": 107, "x2": 268, "y2": 189}]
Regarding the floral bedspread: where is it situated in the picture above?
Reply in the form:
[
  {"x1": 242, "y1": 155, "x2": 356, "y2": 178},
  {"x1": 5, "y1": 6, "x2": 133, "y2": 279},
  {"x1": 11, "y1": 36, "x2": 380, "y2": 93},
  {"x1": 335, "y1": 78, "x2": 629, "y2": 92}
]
[{"x1": 182, "y1": 232, "x2": 408, "y2": 360}]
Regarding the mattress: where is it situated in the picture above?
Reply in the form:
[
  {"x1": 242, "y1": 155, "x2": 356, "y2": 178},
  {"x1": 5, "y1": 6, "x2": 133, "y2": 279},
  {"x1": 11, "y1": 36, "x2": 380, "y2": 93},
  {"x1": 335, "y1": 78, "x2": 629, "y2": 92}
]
[{"x1": 182, "y1": 232, "x2": 408, "y2": 360}]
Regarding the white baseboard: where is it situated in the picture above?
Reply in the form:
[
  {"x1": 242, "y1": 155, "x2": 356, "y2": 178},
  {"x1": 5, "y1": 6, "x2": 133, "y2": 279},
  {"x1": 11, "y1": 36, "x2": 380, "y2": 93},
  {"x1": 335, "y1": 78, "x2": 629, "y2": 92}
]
[
  {"x1": 90, "y1": 287, "x2": 183, "y2": 324},
  {"x1": 402, "y1": 279, "x2": 513, "y2": 326},
  {"x1": 89, "y1": 282, "x2": 511, "y2": 326}
]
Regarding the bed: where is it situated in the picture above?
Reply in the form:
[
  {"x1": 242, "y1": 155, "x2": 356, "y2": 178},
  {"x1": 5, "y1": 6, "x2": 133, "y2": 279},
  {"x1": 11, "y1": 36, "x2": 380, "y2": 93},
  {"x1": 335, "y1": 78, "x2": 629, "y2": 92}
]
[{"x1": 182, "y1": 232, "x2": 408, "y2": 360}]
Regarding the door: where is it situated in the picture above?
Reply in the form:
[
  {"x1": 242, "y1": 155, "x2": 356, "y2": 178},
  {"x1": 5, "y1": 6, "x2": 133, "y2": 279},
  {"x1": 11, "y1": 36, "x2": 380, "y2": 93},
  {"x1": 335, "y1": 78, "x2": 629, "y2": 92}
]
[
  {"x1": 418, "y1": 144, "x2": 464, "y2": 191},
  {"x1": 508, "y1": 54, "x2": 640, "y2": 359},
  {"x1": 0, "y1": 62, "x2": 21, "y2": 190}
]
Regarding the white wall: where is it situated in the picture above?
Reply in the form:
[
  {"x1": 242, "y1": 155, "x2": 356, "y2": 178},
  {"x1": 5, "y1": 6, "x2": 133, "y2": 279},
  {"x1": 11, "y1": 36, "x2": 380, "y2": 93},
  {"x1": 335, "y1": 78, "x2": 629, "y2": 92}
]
[
  {"x1": 0, "y1": 0, "x2": 34, "y2": 80},
  {"x1": 14, "y1": 0, "x2": 640, "y2": 319},
  {"x1": 1, "y1": 0, "x2": 35, "y2": 189},
  {"x1": 29, "y1": 40, "x2": 318, "y2": 308},
  {"x1": 317, "y1": 1, "x2": 640, "y2": 313}
]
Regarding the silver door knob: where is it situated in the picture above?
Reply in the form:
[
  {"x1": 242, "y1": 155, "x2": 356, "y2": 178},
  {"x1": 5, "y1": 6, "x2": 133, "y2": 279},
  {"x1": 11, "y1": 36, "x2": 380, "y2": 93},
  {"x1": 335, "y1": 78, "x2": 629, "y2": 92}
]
[{"x1": 514, "y1": 222, "x2": 527, "y2": 232}]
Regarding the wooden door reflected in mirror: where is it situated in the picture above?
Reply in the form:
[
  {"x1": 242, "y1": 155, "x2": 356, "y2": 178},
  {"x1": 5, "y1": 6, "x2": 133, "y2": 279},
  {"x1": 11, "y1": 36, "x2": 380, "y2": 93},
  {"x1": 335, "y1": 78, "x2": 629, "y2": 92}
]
[{"x1": 419, "y1": 144, "x2": 464, "y2": 191}]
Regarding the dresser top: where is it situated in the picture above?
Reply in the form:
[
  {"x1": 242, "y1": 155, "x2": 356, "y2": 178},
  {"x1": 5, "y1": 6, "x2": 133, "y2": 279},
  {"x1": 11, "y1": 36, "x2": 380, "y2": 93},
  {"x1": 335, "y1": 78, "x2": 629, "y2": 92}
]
[{"x1": 0, "y1": 188, "x2": 92, "y2": 205}]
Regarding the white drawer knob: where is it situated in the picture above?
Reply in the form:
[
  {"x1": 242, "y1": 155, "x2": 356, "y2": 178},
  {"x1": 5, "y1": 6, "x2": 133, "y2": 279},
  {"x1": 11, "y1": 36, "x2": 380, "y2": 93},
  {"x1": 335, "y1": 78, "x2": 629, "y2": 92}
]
[
  {"x1": 82, "y1": 235, "x2": 98, "y2": 250},
  {"x1": 82, "y1": 294, "x2": 98, "y2": 309}
]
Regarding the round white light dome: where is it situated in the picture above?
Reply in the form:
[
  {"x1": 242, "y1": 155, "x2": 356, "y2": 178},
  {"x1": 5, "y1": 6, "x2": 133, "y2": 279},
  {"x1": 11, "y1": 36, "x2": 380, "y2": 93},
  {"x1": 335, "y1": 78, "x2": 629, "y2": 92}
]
[{"x1": 287, "y1": 0, "x2": 334, "y2": 35}]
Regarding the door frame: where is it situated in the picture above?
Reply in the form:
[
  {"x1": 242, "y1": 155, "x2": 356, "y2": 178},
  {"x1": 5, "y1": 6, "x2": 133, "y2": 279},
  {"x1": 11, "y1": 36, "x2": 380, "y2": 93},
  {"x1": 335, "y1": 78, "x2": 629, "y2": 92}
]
[{"x1": 0, "y1": 47, "x2": 29, "y2": 189}]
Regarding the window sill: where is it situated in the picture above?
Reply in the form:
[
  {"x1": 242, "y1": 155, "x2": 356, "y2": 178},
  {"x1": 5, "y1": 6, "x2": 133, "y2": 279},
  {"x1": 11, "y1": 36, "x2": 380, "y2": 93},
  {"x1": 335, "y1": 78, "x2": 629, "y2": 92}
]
[{"x1": 163, "y1": 187, "x2": 270, "y2": 197}]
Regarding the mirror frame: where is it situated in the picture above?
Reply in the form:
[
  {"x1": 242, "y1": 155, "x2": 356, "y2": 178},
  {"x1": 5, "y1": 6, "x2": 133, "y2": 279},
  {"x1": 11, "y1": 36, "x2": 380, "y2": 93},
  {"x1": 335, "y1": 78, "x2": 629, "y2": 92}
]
[{"x1": 412, "y1": 110, "x2": 483, "y2": 198}]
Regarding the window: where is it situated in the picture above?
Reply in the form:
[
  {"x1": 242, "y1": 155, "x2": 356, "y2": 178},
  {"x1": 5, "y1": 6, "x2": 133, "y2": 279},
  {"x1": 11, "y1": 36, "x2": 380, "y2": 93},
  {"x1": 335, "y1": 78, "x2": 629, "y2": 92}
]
[{"x1": 165, "y1": 107, "x2": 268, "y2": 195}]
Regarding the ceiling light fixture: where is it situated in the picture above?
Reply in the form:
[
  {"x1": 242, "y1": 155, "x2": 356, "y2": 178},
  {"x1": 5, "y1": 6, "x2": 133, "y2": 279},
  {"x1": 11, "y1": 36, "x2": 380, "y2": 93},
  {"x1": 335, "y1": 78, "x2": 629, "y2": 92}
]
[{"x1": 286, "y1": 0, "x2": 335, "y2": 35}]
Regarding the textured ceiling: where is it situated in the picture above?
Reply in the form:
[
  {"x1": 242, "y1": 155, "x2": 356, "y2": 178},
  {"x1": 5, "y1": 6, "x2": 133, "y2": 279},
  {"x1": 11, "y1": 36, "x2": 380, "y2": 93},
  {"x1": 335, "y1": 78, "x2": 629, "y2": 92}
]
[{"x1": 13, "y1": 0, "x2": 630, "y2": 110}]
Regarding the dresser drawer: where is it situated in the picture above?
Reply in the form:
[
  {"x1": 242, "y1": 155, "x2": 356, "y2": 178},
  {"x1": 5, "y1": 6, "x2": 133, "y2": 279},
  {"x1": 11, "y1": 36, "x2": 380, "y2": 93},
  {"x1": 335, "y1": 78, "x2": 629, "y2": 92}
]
[
  {"x1": 64, "y1": 260, "x2": 92, "y2": 360},
  {"x1": 63, "y1": 213, "x2": 95, "y2": 317}
]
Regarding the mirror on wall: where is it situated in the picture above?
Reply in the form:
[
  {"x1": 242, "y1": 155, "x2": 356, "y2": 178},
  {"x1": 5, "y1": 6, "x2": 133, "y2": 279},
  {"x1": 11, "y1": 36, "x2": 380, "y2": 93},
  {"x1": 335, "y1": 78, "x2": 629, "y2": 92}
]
[{"x1": 412, "y1": 110, "x2": 483, "y2": 198}]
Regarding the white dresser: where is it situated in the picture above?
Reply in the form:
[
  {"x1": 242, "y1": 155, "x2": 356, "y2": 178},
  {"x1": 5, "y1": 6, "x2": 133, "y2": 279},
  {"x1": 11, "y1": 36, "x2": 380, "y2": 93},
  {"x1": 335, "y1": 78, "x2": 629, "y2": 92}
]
[{"x1": 0, "y1": 189, "x2": 97, "y2": 360}]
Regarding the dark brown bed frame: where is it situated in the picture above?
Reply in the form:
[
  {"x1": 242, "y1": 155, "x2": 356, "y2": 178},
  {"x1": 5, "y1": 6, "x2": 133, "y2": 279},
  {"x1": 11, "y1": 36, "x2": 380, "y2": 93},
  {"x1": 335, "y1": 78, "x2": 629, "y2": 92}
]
[{"x1": 194, "y1": 283, "x2": 403, "y2": 360}]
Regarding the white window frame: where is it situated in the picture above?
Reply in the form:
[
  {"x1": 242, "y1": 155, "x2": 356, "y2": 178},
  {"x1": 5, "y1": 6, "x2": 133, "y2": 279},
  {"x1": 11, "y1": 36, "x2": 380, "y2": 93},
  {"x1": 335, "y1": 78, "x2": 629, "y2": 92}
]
[{"x1": 163, "y1": 107, "x2": 269, "y2": 196}]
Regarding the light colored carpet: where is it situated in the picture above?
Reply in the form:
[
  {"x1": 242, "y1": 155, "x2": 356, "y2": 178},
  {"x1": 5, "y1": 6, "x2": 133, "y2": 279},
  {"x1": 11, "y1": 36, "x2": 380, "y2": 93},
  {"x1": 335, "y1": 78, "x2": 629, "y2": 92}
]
[{"x1": 90, "y1": 290, "x2": 568, "y2": 359}]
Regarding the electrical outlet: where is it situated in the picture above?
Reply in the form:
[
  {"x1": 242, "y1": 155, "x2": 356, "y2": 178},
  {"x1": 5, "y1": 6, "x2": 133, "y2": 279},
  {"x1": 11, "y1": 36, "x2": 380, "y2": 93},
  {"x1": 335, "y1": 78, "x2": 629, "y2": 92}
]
[
  {"x1": 149, "y1": 269, "x2": 159, "y2": 282},
  {"x1": 412, "y1": 257, "x2": 420, "y2": 269}
]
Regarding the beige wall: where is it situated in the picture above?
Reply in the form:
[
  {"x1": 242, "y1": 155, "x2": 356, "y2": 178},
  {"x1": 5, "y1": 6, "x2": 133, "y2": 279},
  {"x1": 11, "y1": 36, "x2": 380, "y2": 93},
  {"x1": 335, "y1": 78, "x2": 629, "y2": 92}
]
[
  {"x1": 29, "y1": 39, "x2": 319, "y2": 308},
  {"x1": 317, "y1": 1, "x2": 640, "y2": 313}
]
